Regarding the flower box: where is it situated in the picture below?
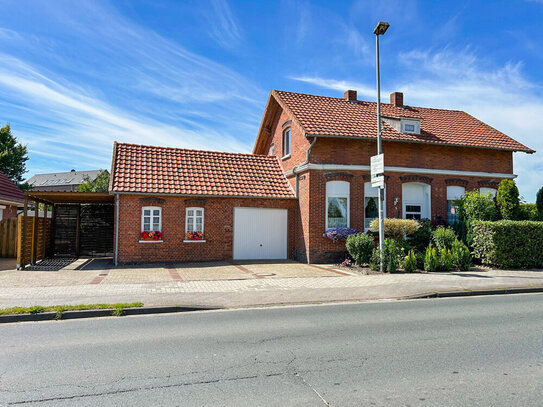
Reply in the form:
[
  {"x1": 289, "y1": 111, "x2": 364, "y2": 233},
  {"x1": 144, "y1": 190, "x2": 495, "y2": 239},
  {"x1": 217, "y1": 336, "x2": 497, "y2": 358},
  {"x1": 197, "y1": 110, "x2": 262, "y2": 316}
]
[
  {"x1": 185, "y1": 231, "x2": 204, "y2": 241},
  {"x1": 140, "y1": 230, "x2": 163, "y2": 241}
]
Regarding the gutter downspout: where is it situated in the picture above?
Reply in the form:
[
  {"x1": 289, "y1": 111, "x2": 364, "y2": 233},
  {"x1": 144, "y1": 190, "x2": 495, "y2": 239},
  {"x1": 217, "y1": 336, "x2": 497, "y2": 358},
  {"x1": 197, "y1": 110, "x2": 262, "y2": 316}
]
[
  {"x1": 292, "y1": 136, "x2": 317, "y2": 198},
  {"x1": 114, "y1": 193, "x2": 119, "y2": 266}
]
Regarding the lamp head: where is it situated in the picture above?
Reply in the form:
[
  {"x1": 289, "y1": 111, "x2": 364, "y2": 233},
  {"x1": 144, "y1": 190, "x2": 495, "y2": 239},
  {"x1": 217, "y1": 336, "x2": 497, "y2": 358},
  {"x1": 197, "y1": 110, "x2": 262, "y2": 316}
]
[{"x1": 373, "y1": 21, "x2": 390, "y2": 35}]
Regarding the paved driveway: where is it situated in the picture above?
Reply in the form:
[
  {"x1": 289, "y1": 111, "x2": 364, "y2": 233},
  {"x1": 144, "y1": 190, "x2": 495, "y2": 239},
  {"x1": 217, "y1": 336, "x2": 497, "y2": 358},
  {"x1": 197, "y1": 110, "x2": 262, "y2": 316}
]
[{"x1": 0, "y1": 258, "x2": 345, "y2": 288}]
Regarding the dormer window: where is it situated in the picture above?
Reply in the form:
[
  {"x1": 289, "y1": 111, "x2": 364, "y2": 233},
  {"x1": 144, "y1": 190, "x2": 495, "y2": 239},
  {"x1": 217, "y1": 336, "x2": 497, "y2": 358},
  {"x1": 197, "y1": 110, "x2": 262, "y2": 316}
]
[{"x1": 401, "y1": 119, "x2": 420, "y2": 134}]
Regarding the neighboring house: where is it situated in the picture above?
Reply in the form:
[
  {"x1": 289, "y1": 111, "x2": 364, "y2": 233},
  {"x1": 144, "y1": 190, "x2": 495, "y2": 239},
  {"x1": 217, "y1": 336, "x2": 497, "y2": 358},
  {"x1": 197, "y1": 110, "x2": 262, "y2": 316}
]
[
  {"x1": 27, "y1": 169, "x2": 105, "y2": 191},
  {"x1": 0, "y1": 172, "x2": 23, "y2": 220},
  {"x1": 110, "y1": 90, "x2": 534, "y2": 264}
]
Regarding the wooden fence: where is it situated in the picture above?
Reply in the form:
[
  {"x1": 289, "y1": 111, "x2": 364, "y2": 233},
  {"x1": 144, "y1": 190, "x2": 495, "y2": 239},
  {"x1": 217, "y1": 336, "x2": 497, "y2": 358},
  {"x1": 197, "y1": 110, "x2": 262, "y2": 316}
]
[
  {"x1": 16, "y1": 216, "x2": 52, "y2": 269},
  {"x1": 0, "y1": 218, "x2": 17, "y2": 258}
]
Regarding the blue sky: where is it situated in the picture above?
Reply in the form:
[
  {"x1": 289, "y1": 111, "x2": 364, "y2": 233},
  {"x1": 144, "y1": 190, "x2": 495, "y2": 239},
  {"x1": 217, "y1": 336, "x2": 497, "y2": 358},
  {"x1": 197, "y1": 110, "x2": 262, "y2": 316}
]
[{"x1": 0, "y1": 0, "x2": 542, "y2": 201}]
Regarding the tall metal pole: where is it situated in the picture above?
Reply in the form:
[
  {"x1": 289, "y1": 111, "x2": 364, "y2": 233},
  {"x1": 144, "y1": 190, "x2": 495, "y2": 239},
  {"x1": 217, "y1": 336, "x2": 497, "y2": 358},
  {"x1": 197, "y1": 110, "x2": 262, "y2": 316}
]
[{"x1": 375, "y1": 31, "x2": 385, "y2": 272}]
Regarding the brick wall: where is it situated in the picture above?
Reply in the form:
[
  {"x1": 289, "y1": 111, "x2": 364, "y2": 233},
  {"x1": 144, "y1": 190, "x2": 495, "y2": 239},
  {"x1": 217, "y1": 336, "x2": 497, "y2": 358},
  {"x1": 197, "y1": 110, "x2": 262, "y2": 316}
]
[
  {"x1": 2, "y1": 205, "x2": 19, "y2": 219},
  {"x1": 116, "y1": 195, "x2": 298, "y2": 263},
  {"x1": 300, "y1": 169, "x2": 503, "y2": 263}
]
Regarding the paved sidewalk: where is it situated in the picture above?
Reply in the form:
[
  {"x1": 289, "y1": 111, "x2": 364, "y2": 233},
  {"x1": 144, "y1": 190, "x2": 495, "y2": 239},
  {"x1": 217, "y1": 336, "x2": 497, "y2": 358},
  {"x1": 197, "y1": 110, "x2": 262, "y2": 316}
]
[{"x1": 0, "y1": 262, "x2": 542, "y2": 308}]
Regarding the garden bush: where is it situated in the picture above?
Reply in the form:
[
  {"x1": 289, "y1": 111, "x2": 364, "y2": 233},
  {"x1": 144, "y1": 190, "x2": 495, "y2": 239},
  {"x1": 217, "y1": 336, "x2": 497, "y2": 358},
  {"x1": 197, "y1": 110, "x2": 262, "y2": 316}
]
[
  {"x1": 424, "y1": 246, "x2": 439, "y2": 272},
  {"x1": 345, "y1": 233, "x2": 374, "y2": 266},
  {"x1": 451, "y1": 239, "x2": 471, "y2": 271},
  {"x1": 369, "y1": 218, "x2": 420, "y2": 239},
  {"x1": 409, "y1": 219, "x2": 432, "y2": 252},
  {"x1": 438, "y1": 248, "x2": 454, "y2": 272},
  {"x1": 458, "y1": 191, "x2": 498, "y2": 245},
  {"x1": 496, "y1": 179, "x2": 520, "y2": 220},
  {"x1": 369, "y1": 238, "x2": 404, "y2": 272},
  {"x1": 323, "y1": 228, "x2": 358, "y2": 242},
  {"x1": 431, "y1": 226, "x2": 457, "y2": 251},
  {"x1": 472, "y1": 220, "x2": 543, "y2": 268},
  {"x1": 403, "y1": 250, "x2": 417, "y2": 272},
  {"x1": 519, "y1": 203, "x2": 541, "y2": 221}
]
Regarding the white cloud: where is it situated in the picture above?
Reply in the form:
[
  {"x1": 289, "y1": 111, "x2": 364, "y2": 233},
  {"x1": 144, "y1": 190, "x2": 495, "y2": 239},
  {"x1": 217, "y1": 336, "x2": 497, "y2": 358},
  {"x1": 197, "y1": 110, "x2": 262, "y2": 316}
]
[
  {"x1": 288, "y1": 76, "x2": 376, "y2": 99},
  {"x1": 206, "y1": 0, "x2": 243, "y2": 49}
]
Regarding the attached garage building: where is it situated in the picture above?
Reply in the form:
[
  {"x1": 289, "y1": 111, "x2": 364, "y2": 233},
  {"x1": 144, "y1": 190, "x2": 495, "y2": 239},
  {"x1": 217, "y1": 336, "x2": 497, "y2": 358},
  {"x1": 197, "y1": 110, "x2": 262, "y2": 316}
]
[{"x1": 110, "y1": 143, "x2": 297, "y2": 264}]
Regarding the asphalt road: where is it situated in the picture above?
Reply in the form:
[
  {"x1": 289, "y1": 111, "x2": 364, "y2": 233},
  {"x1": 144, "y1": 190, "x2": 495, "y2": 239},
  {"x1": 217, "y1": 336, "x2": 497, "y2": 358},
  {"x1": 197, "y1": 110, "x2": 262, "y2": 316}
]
[{"x1": 1, "y1": 294, "x2": 542, "y2": 406}]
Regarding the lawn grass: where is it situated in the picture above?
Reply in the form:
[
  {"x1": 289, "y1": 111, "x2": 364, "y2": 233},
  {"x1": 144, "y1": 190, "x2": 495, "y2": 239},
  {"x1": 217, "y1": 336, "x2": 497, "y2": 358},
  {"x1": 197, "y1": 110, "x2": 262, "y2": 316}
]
[{"x1": 0, "y1": 302, "x2": 144, "y2": 318}]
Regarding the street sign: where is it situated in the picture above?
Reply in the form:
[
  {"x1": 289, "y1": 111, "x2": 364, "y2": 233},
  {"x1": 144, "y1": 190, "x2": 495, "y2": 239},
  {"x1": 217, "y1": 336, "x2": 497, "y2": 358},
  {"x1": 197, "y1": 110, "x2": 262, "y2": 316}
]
[
  {"x1": 371, "y1": 175, "x2": 385, "y2": 188},
  {"x1": 370, "y1": 154, "x2": 384, "y2": 176}
]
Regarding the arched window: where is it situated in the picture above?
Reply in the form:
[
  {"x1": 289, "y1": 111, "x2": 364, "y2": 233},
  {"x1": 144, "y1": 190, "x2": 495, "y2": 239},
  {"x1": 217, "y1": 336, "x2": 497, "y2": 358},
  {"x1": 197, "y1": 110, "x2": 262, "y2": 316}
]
[
  {"x1": 479, "y1": 187, "x2": 497, "y2": 198},
  {"x1": 402, "y1": 182, "x2": 431, "y2": 220},
  {"x1": 282, "y1": 128, "x2": 291, "y2": 157},
  {"x1": 447, "y1": 186, "x2": 465, "y2": 224},
  {"x1": 364, "y1": 182, "x2": 386, "y2": 230},
  {"x1": 326, "y1": 181, "x2": 350, "y2": 229}
]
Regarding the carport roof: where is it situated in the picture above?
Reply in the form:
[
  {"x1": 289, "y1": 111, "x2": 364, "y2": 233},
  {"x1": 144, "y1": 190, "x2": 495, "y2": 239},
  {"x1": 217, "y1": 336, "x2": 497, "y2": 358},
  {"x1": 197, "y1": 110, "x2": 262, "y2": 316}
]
[{"x1": 25, "y1": 191, "x2": 114, "y2": 204}]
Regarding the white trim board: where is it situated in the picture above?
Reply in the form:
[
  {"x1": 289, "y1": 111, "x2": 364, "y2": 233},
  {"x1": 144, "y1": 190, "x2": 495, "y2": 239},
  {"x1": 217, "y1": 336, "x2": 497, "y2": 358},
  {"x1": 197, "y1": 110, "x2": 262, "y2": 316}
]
[{"x1": 286, "y1": 163, "x2": 516, "y2": 179}]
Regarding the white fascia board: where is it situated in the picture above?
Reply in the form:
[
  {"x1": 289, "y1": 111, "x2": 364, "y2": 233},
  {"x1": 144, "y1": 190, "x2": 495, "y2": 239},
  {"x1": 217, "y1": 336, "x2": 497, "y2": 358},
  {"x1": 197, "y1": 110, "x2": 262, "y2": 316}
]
[{"x1": 285, "y1": 163, "x2": 516, "y2": 179}]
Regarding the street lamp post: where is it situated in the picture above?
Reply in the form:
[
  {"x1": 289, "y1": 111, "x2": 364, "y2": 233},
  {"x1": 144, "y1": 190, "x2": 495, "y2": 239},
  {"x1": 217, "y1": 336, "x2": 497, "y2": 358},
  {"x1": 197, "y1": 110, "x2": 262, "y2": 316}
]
[{"x1": 373, "y1": 21, "x2": 389, "y2": 273}]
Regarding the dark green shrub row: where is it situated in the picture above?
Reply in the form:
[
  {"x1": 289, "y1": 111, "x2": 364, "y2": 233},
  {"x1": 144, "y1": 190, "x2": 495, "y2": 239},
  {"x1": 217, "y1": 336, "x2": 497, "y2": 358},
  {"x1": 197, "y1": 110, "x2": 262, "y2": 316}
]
[{"x1": 472, "y1": 220, "x2": 543, "y2": 268}]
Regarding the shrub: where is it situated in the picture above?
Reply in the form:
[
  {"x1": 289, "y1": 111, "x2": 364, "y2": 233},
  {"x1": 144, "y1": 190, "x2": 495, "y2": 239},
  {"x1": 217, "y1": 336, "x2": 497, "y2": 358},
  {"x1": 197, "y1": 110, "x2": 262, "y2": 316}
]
[
  {"x1": 368, "y1": 239, "x2": 404, "y2": 272},
  {"x1": 409, "y1": 219, "x2": 432, "y2": 252},
  {"x1": 346, "y1": 233, "x2": 374, "y2": 265},
  {"x1": 403, "y1": 250, "x2": 417, "y2": 272},
  {"x1": 431, "y1": 226, "x2": 457, "y2": 251},
  {"x1": 519, "y1": 203, "x2": 541, "y2": 221},
  {"x1": 537, "y1": 187, "x2": 543, "y2": 215},
  {"x1": 369, "y1": 218, "x2": 420, "y2": 239},
  {"x1": 323, "y1": 228, "x2": 358, "y2": 242},
  {"x1": 438, "y1": 248, "x2": 454, "y2": 272},
  {"x1": 472, "y1": 220, "x2": 543, "y2": 268},
  {"x1": 415, "y1": 251, "x2": 425, "y2": 270},
  {"x1": 496, "y1": 179, "x2": 521, "y2": 220},
  {"x1": 458, "y1": 191, "x2": 498, "y2": 245},
  {"x1": 424, "y1": 246, "x2": 439, "y2": 272},
  {"x1": 451, "y1": 239, "x2": 472, "y2": 271}
]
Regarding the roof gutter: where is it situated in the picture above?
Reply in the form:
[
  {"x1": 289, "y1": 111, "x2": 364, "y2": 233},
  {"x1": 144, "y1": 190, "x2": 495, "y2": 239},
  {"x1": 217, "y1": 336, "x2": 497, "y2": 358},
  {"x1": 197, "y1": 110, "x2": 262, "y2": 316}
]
[{"x1": 291, "y1": 136, "x2": 317, "y2": 198}]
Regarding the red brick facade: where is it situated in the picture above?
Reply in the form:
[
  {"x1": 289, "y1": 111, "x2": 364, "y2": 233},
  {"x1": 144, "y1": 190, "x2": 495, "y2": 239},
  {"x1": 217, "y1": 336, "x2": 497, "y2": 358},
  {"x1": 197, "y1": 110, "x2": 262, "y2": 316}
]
[
  {"x1": 116, "y1": 194, "x2": 297, "y2": 263},
  {"x1": 0, "y1": 204, "x2": 18, "y2": 219}
]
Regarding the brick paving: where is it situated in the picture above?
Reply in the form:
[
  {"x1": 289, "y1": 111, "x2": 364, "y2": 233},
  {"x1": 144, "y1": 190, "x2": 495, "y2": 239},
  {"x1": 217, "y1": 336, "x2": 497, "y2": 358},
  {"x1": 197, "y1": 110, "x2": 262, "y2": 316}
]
[{"x1": 0, "y1": 259, "x2": 542, "y2": 308}]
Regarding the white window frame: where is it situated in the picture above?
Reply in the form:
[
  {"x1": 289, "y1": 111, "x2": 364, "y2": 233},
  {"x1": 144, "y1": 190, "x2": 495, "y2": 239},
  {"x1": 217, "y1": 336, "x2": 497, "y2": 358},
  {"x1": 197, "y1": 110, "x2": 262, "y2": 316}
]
[
  {"x1": 401, "y1": 119, "x2": 420, "y2": 134},
  {"x1": 185, "y1": 207, "x2": 205, "y2": 235},
  {"x1": 402, "y1": 182, "x2": 431, "y2": 220},
  {"x1": 447, "y1": 186, "x2": 465, "y2": 224},
  {"x1": 364, "y1": 182, "x2": 386, "y2": 231},
  {"x1": 141, "y1": 206, "x2": 162, "y2": 232},
  {"x1": 479, "y1": 187, "x2": 497, "y2": 198},
  {"x1": 325, "y1": 181, "x2": 350, "y2": 230},
  {"x1": 282, "y1": 128, "x2": 291, "y2": 158}
]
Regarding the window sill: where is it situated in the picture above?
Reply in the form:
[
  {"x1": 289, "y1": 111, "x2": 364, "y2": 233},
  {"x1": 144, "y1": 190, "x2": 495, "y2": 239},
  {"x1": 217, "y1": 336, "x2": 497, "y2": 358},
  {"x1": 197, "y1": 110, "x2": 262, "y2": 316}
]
[
  {"x1": 281, "y1": 154, "x2": 291, "y2": 161},
  {"x1": 183, "y1": 240, "x2": 206, "y2": 243},
  {"x1": 139, "y1": 240, "x2": 164, "y2": 243}
]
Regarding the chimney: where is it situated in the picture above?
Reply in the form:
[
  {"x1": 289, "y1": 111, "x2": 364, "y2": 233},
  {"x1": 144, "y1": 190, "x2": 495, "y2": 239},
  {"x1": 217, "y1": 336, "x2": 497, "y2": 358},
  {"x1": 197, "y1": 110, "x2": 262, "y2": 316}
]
[
  {"x1": 344, "y1": 90, "x2": 357, "y2": 101},
  {"x1": 390, "y1": 92, "x2": 403, "y2": 107}
]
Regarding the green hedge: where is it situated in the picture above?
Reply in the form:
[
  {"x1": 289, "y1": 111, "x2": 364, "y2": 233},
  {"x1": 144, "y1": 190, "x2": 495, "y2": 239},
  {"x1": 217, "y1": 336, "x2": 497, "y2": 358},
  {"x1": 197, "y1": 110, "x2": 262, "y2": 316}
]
[{"x1": 472, "y1": 220, "x2": 543, "y2": 268}]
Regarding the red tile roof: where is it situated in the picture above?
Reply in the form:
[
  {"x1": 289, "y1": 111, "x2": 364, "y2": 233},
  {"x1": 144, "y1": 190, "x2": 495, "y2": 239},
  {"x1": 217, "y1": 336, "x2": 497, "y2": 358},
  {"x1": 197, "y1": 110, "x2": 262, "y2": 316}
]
[
  {"x1": 0, "y1": 172, "x2": 24, "y2": 204},
  {"x1": 273, "y1": 90, "x2": 534, "y2": 153},
  {"x1": 110, "y1": 143, "x2": 295, "y2": 198}
]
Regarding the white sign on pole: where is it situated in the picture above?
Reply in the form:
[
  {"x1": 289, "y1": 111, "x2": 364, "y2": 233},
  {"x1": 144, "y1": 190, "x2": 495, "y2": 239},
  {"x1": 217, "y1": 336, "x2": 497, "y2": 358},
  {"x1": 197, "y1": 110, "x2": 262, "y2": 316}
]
[
  {"x1": 371, "y1": 175, "x2": 385, "y2": 188},
  {"x1": 370, "y1": 154, "x2": 384, "y2": 176}
]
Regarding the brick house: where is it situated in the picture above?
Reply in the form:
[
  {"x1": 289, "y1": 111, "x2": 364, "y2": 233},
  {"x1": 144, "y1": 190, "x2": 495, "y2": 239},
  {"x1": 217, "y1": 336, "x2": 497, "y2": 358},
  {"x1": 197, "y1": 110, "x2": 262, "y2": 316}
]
[
  {"x1": 110, "y1": 90, "x2": 533, "y2": 264},
  {"x1": 0, "y1": 172, "x2": 23, "y2": 220}
]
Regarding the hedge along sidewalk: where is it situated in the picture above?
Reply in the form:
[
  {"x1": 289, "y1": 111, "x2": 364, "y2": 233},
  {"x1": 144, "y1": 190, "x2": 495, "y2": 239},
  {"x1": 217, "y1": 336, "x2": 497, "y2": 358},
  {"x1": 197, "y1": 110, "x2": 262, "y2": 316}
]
[
  {"x1": 0, "y1": 303, "x2": 220, "y2": 323},
  {"x1": 472, "y1": 220, "x2": 543, "y2": 268}
]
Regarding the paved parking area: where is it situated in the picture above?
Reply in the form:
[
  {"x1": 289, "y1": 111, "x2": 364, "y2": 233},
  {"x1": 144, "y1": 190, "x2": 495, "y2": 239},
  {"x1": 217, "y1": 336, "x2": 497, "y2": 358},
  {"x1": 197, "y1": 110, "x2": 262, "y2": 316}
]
[{"x1": 0, "y1": 258, "x2": 343, "y2": 288}]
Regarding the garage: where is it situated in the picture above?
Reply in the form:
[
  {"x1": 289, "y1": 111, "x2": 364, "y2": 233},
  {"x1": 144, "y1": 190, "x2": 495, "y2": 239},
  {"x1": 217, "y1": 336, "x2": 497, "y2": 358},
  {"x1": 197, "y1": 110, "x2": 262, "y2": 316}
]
[{"x1": 233, "y1": 207, "x2": 288, "y2": 260}]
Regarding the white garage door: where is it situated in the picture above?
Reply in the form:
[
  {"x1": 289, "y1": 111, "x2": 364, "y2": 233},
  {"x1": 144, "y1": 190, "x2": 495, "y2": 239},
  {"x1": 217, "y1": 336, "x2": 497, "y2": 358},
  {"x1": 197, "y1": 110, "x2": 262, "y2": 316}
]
[{"x1": 233, "y1": 207, "x2": 288, "y2": 260}]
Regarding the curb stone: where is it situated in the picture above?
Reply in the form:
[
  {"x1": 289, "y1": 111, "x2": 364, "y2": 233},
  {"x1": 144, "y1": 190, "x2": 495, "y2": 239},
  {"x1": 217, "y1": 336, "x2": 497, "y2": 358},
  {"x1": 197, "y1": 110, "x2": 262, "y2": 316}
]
[
  {"x1": 405, "y1": 286, "x2": 543, "y2": 299},
  {"x1": 0, "y1": 305, "x2": 220, "y2": 324}
]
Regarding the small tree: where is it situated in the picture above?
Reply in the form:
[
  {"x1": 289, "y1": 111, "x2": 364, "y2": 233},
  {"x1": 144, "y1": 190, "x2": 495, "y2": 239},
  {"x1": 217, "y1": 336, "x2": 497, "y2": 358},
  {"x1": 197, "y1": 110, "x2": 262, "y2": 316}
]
[
  {"x1": 496, "y1": 179, "x2": 520, "y2": 220},
  {"x1": 77, "y1": 170, "x2": 110, "y2": 192},
  {"x1": 0, "y1": 124, "x2": 29, "y2": 184},
  {"x1": 537, "y1": 187, "x2": 543, "y2": 216}
]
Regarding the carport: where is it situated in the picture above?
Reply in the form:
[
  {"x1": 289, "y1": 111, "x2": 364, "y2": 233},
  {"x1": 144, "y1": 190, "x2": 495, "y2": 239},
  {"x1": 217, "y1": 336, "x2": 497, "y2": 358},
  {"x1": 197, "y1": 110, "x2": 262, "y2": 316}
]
[{"x1": 17, "y1": 191, "x2": 114, "y2": 269}]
